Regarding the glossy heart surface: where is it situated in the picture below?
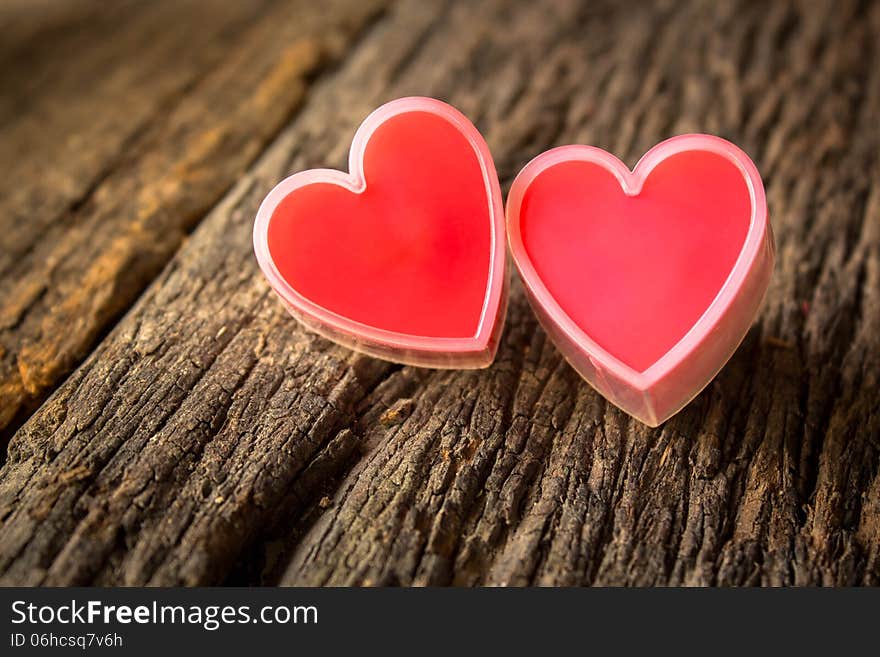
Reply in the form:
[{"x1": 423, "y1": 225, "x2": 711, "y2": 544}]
[
  {"x1": 254, "y1": 97, "x2": 506, "y2": 367},
  {"x1": 507, "y1": 136, "x2": 774, "y2": 426}
]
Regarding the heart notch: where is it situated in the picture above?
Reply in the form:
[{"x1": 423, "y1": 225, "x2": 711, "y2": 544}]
[
  {"x1": 507, "y1": 135, "x2": 774, "y2": 426},
  {"x1": 254, "y1": 97, "x2": 507, "y2": 368}
]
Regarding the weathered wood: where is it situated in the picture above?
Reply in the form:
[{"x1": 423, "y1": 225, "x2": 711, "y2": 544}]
[
  {"x1": 0, "y1": 0, "x2": 387, "y2": 438},
  {"x1": 0, "y1": 0, "x2": 878, "y2": 586}
]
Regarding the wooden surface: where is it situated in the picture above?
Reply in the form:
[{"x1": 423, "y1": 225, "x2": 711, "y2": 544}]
[{"x1": 0, "y1": 0, "x2": 877, "y2": 586}]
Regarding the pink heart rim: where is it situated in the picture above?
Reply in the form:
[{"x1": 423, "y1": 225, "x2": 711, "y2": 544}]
[
  {"x1": 506, "y1": 134, "x2": 771, "y2": 396},
  {"x1": 253, "y1": 97, "x2": 507, "y2": 368}
]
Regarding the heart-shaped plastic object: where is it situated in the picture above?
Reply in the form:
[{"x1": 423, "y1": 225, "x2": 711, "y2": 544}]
[
  {"x1": 507, "y1": 135, "x2": 774, "y2": 426},
  {"x1": 254, "y1": 97, "x2": 507, "y2": 368}
]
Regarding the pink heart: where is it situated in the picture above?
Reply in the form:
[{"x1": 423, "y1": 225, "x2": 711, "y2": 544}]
[
  {"x1": 254, "y1": 97, "x2": 507, "y2": 368},
  {"x1": 507, "y1": 135, "x2": 774, "y2": 426}
]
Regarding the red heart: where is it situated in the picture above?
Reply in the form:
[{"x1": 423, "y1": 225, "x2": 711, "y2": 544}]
[
  {"x1": 254, "y1": 98, "x2": 507, "y2": 367},
  {"x1": 507, "y1": 136, "x2": 774, "y2": 426}
]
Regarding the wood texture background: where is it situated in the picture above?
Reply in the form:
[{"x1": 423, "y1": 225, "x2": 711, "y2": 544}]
[{"x1": 0, "y1": 0, "x2": 877, "y2": 586}]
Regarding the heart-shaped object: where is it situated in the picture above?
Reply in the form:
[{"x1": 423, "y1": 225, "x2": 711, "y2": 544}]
[
  {"x1": 254, "y1": 97, "x2": 507, "y2": 368},
  {"x1": 507, "y1": 135, "x2": 774, "y2": 426}
]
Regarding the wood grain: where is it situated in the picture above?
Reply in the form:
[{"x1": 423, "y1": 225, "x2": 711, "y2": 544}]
[
  {"x1": 0, "y1": 0, "x2": 387, "y2": 437},
  {"x1": 0, "y1": 0, "x2": 877, "y2": 586}
]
